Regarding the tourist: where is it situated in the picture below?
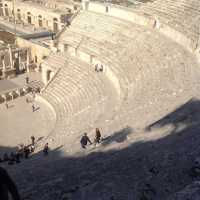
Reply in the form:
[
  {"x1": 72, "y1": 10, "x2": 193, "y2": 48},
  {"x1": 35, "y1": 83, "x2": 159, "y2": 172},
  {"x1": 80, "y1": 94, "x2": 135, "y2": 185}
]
[
  {"x1": 80, "y1": 133, "x2": 92, "y2": 149},
  {"x1": 43, "y1": 143, "x2": 49, "y2": 156},
  {"x1": 95, "y1": 63, "x2": 104, "y2": 72},
  {"x1": 0, "y1": 167, "x2": 21, "y2": 200},
  {"x1": 17, "y1": 144, "x2": 24, "y2": 158},
  {"x1": 24, "y1": 146, "x2": 30, "y2": 159},
  {"x1": 30, "y1": 144, "x2": 35, "y2": 153},
  {"x1": 94, "y1": 128, "x2": 102, "y2": 145},
  {"x1": 32, "y1": 104, "x2": 35, "y2": 112},
  {"x1": 25, "y1": 76, "x2": 29, "y2": 84},
  {"x1": 31, "y1": 136, "x2": 35, "y2": 145}
]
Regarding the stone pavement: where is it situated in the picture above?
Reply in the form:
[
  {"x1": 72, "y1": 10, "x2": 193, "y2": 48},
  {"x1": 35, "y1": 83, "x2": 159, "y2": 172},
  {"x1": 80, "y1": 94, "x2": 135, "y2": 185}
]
[
  {"x1": 0, "y1": 95, "x2": 55, "y2": 152},
  {"x1": 0, "y1": 79, "x2": 18, "y2": 93},
  {"x1": 10, "y1": 72, "x2": 43, "y2": 87}
]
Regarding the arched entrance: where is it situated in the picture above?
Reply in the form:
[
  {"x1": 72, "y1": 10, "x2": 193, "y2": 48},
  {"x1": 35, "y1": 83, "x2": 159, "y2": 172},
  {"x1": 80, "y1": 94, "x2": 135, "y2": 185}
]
[
  {"x1": 4, "y1": 4, "x2": 9, "y2": 16},
  {"x1": 38, "y1": 15, "x2": 42, "y2": 27},
  {"x1": 53, "y1": 18, "x2": 58, "y2": 32},
  {"x1": 0, "y1": 4, "x2": 4, "y2": 16},
  {"x1": 27, "y1": 12, "x2": 32, "y2": 24},
  {"x1": 17, "y1": 9, "x2": 21, "y2": 20}
]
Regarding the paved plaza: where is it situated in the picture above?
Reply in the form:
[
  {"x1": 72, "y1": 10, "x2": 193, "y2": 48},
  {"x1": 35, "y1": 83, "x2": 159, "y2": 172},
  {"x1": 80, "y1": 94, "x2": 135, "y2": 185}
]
[
  {"x1": 1, "y1": 0, "x2": 200, "y2": 199},
  {"x1": 0, "y1": 95, "x2": 55, "y2": 151}
]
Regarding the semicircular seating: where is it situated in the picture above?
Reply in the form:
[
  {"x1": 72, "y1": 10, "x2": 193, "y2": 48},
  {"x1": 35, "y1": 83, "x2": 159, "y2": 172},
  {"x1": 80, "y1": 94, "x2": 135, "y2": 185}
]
[
  {"x1": 42, "y1": 53, "x2": 118, "y2": 147},
  {"x1": 40, "y1": 10, "x2": 200, "y2": 150},
  {"x1": 7, "y1": 3, "x2": 200, "y2": 200},
  {"x1": 133, "y1": 0, "x2": 200, "y2": 50}
]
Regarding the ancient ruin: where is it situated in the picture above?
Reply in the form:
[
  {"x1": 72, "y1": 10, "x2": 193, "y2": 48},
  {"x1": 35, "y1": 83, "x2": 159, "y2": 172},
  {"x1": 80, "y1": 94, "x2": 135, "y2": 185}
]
[{"x1": 0, "y1": 0, "x2": 200, "y2": 199}]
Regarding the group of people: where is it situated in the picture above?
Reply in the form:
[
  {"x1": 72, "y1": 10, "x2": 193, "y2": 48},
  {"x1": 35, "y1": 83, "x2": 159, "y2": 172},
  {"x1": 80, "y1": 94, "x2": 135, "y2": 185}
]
[
  {"x1": 80, "y1": 128, "x2": 102, "y2": 149},
  {"x1": 0, "y1": 129, "x2": 102, "y2": 199},
  {"x1": 0, "y1": 128, "x2": 101, "y2": 164},
  {"x1": 0, "y1": 136, "x2": 49, "y2": 165},
  {"x1": 95, "y1": 63, "x2": 104, "y2": 72}
]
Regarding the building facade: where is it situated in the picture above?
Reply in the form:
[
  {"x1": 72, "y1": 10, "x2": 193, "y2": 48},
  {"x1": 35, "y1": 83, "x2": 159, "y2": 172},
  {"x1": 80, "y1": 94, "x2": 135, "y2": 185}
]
[{"x1": 0, "y1": 0, "x2": 72, "y2": 32}]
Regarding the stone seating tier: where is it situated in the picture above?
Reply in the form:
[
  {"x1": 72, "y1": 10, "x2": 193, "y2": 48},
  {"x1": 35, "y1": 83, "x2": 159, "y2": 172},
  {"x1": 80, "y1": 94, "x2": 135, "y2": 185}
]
[
  {"x1": 134, "y1": 0, "x2": 200, "y2": 48},
  {"x1": 57, "y1": 10, "x2": 200, "y2": 133},
  {"x1": 42, "y1": 54, "x2": 118, "y2": 143}
]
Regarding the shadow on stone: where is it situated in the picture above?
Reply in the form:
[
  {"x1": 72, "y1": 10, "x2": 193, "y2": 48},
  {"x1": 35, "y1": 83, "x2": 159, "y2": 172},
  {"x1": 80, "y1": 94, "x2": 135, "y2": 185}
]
[
  {"x1": 101, "y1": 126, "x2": 133, "y2": 146},
  {"x1": 1, "y1": 99, "x2": 200, "y2": 199}
]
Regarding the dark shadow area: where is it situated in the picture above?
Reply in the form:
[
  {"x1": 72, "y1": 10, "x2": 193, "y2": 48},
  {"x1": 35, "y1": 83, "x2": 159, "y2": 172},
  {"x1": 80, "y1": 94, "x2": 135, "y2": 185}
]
[
  {"x1": 0, "y1": 146, "x2": 18, "y2": 155},
  {"x1": 1, "y1": 98, "x2": 200, "y2": 200},
  {"x1": 146, "y1": 98, "x2": 200, "y2": 134},
  {"x1": 101, "y1": 126, "x2": 133, "y2": 146}
]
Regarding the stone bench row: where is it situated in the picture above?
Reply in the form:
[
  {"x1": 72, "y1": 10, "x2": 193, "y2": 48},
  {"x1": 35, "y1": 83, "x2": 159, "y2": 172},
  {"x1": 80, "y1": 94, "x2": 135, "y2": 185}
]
[
  {"x1": 59, "y1": 19, "x2": 198, "y2": 118},
  {"x1": 42, "y1": 55, "x2": 117, "y2": 139},
  {"x1": 135, "y1": 0, "x2": 200, "y2": 46}
]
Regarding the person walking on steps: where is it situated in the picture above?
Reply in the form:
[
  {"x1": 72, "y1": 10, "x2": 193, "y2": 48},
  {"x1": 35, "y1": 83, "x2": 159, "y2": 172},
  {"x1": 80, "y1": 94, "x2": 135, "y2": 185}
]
[
  {"x1": 32, "y1": 104, "x2": 35, "y2": 112},
  {"x1": 80, "y1": 133, "x2": 92, "y2": 149},
  {"x1": 43, "y1": 143, "x2": 49, "y2": 156},
  {"x1": 24, "y1": 146, "x2": 30, "y2": 159},
  {"x1": 25, "y1": 76, "x2": 29, "y2": 84},
  {"x1": 0, "y1": 166, "x2": 21, "y2": 200},
  {"x1": 94, "y1": 128, "x2": 102, "y2": 145},
  {"x1": 31, "y1": 136, "x2": 35, "y2": 145}
]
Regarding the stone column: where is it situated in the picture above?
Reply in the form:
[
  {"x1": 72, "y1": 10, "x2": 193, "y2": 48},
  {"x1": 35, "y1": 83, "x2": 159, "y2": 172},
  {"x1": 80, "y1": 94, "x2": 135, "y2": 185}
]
[
  {"x1": 26, "y1": 50, "x2": 30, "y2": 73},
  {"x1": 42, "y1": 65, "x2": 48, "y2": 85},
  {"x1": 18, "y1": 53, "x2": 21, "y2": 70},
  {"x1": 2, "y1": 7, "x2": 5, "y2": 17},
  {"x1": 2, "y1": 57, "x2": 6, "y2": 71},
  {"x1": 8, "y1": 44, "x2": 13, "y2": 69}
]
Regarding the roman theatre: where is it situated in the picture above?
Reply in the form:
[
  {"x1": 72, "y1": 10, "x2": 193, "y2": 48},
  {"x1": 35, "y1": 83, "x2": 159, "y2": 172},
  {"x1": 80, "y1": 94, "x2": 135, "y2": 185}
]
[{"x1": 1, "y1": 0, "x2": 200, "y2": 199}]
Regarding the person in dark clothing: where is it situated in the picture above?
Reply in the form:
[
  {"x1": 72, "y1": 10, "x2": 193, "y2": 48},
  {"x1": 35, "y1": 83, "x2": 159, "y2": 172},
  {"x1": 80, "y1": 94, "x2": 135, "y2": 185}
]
[
  {"x1": 17, "y1": 144, "x2": 24, "y2": 158},
  {"x1": 0, "y1": 167, "x2": 21, "y2": 200},
  {"x1": 30, "y1": 145, "x2": 35, "y2": 153},
  {"x1": 80, "y1": 133, "x2": 92, "y2": 149},
  {"x1": 94, "y1": 128, "x2": 102, "y2": 144},
  {"x1": 43, "y1": 143, "x2": 49, "y2": 156},
  {"x1": 31, "y1": 136, "x2": 35, "y2": 145},
  {"x1": 24, "y1": 146, "x2": 30, "y2": 159},
  {"x1": 32, "y1": 104, "x2": 35, "y2": 112}
]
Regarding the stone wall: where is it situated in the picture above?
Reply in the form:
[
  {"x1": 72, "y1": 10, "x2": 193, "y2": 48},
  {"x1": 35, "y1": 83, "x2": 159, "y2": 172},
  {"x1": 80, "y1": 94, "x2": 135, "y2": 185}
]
[
  {"x1": 82, "y1": 1, "x2": 194, "y2": 53},
  {"x1": 83, "y1": 2, "x2": 154, "y2": 27}
]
